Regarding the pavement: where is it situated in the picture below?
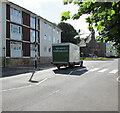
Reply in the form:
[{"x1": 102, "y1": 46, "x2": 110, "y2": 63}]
[{"x1": 1, "y1": 63, "x2": 55, "y2": 78}]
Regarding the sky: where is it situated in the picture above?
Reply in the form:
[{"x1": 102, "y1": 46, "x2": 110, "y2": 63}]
[{"x1": 9, "y1": 0, "x2": 90, "y2": 37}]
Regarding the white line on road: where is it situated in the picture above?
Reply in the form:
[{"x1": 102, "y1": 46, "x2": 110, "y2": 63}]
[
  {"x1": 2, "y1": 78, "x2": 49, "y2": 92},
  {"x1": 98, "y1": 69, "x2": 108, "y2": 73},
  {"x1": 36, "y1": 78, "x2": 48, "y2": 85},
  {"x1": 109, "y1": 70, "x2": 118, "y2": 74},
  {"x1": 89, "y1": 68, "x2": 99, "y2": 72},
  {"x1": 48, "y1": 90, "x2": 60, "y2": 96},
  {"x1": 2, "y1": 84, "x2": 33, "y2": 92},
  {"x1": 69, "y1": 71, "x2": 73, "y2": 75}
]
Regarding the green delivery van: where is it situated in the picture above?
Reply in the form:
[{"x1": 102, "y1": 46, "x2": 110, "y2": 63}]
[{"x1": 52, "y1": 43, "x2": 83, "y2": 69}]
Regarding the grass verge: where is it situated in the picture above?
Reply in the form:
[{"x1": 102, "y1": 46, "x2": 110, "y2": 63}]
[{"x1": 80, "y1": 57, "x2": 110, "y2": 61}]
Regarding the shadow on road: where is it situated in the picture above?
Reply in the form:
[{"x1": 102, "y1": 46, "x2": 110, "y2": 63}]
[
  {"x1": 53, "y1": 66, "x2": 88, "y2": 76},
  {"x1": 29, "y1": 80, "x2": 39, "y2": 83}
]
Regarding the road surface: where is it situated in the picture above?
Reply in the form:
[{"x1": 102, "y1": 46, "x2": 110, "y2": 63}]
[{"x1": 2, "y1": 59, "x2": 119, "y2": 111}]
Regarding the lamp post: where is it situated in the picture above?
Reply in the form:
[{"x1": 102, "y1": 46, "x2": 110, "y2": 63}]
[
  {"x1": 29, "y1": 16, "x2": 37, "y2": 82},
  {"x1": 34, "y1": 16, "x2": 37, "y2": 70},
  {"x1": 34, "y1": 43, "x2": 37, "y2": 69}
]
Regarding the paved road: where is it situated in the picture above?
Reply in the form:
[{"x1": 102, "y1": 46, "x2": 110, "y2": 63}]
[{"x1": 2, "y1": 59, "x2": 119, "y2": 111}]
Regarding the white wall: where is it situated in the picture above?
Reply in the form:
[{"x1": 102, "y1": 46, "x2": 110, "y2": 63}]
[
  {"x1": 53, "y1": 28, "x2": 61, "y2": 44},
  {"x1": 40, "y1": 19, "x2": 61, "y2": 57},
  {"x1": 0, "y1": 2, "x2": 6, "y2": 58},
  {"x1": 40, "y1": 20, "x2": 53, "y2": 57}
]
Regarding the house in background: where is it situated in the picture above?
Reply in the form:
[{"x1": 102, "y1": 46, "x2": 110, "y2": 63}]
[
  {"x1": 79, "y1": 30, "x2": 117, "y2": 57},
  {"x1": 106, "y1": 41, "x2": 117, "y2": 57},
  {"x1": 0, "y1": 0, "x2": 61, "y2": 67}
]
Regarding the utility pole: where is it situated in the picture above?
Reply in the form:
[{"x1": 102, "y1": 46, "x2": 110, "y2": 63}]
[
  {"x1": 34, "y1": 16, "x2": 37, "y2": 70},
  {"x1": 29, "y1": 16, "x2": 37, "y2": 82}
]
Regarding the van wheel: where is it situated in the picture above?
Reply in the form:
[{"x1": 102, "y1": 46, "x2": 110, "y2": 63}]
[
  {"x1": 69, "y1": 64, "x2": 74, "y2": 68},
  {"x1": 80, "y1": 61, "x2": 83, "y2": 67},
  {"x1": 57, "y1": 66, "x2": 60, "y2": 69}
]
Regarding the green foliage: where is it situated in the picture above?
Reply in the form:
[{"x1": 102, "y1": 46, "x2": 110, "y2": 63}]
[
  {"x1": 57, "y1": 22, "x2": 80, "y2": 44},
  {"x1": 61, "y1": 0, "x2": 120, "y2": 56},
  {"x1": 61, "y1": 11, "x2": 70, "y2": 21},
  {"x1": 83, "y1": 57, "x2": 109, "y2": 61}
]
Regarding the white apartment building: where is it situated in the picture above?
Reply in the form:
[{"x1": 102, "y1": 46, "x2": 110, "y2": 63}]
[{"x1": 0, "y1": 0, "x2": 62, "y2": 67}]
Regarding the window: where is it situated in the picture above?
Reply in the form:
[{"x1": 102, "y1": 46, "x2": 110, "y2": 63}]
[
  {"x1": 30, "y1": 17, "x2": 35, "y2": 23},
  {"x1": 44, "y1": 34, "x2": 47, "y2": 40},
  {"x1": 10, "y1": 24, "x2": 21, "y2": 34},
  {"x1": 30, "y1": 30, "x2": 38, "y2": 42},
  {"x1": 30, "y1": 17, "x2": 38, "y2": 29},
  {"x1": 44, "y1": 22, "x2": 47, "y2": 27},
  {"x1": 44, "y1": 46, "x2": 47, "y2": 52},
  {"x1": 30, "y1": 17, "x2": 35, "y2": 29},
  {"x1": 30, "y1": 30, "x2": 35, "y2": 42},
  {"x1": 11, "y1": 42, "x2": 22, "y2": 50},
  {"x1": 49, "y1": 25, "x2": 51, "y2": 29},
  {"x1": 48, "y1": 36, "x2": 52, "y2": 41},
  {"x1": 30, "y1": 44, "x2": 39, "y2": 57},
  {"x1": 10, "y1": 7, "x2": 21, "y2": 24},
  {"x1": 31, "y1": 44, "x2": 35, "y2": 51},
  {"x1": 10, "y1": 8, "x2": 21, "y2": 17},
  {"x1": 10, "y1": 8, "x2": 13, "y2": 15},
  {"x1": 53, "y1": 37, "x2": 55, "y2": 43},
  {"x1": 10, "y1": 24, "x2": 22, "y2": 40},
  {"x1": 53, "y1": 27, "x2": 55, "y2": 31},
  {"x1": 10, "y1": 41, "x2": 22, "y2": 58}
]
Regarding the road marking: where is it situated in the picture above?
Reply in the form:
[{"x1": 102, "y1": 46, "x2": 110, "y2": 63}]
[
  {"x1": 48, "y1": 90, "x2": 60, "y2": 96},
  {"x1": 109, "y1": 69, "x2": 118, "y2": 74},
  {"x1": 2, "y1": 84, "x2": 33, "y2": 92},
  {"x1": 36, "y1": 78, "x2": 48, "y2": 85},
  {"x1": 2, "y1": 78, "x2": 49, "y2": 92},
  {"x1": 69, "y1": 71, "x2": 73, "y2": 75},
  {"x1": 98, "y1": 69, "x2": 108, "y2": 73},
  {"x1": 89, "y1": 68, "x2": 99, "y2": 72}
]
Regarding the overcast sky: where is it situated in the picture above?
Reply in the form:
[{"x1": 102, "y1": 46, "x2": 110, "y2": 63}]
[{"x1": 9, "y1": 0, "x2": 90, "y2": 36}]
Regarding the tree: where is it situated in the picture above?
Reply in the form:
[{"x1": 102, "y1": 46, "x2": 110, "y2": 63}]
[
  {"x1": 61, "y1": 0, "x2": 120, "y2": 56},
  {"x1": 57, "y1": 22, "x2": 80, "y2": 44}
]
